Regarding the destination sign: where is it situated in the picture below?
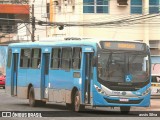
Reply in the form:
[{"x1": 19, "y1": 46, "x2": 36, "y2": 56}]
[{"x1": 100, "y1": 41, "x2": 146, "y2": 51}]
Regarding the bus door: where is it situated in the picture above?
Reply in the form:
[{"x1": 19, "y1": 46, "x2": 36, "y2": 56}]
[
  {"x1": 11, "y1": 53, "x2": 19, "y2": 96},
  {"x1": 84, "y1": 53, "x2": 93, "y2": 104},
  {"x1": 41, "y1": 53, "x2": 50, "y2": 99}
]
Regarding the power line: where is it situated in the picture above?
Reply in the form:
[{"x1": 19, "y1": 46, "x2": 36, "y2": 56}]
[
  {"x1": 37, "y1": 12, "x2": 160, "y2": 27},
  {"x1": 2, "y1": 0, "x2": 160, "y2": 39}
]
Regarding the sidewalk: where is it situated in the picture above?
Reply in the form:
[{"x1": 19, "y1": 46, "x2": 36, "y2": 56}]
[
  {"x1": 131, "y1": 98, "x2": 160, "y2": 111},
  {"x1": 147, "y1": 99, "x2": 160, "y2": 111}
]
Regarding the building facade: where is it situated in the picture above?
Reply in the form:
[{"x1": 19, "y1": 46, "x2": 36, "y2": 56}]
[
  {"x1": 0, "y1": 0, "x2": 50, "y2": 73},
  {"x1": 0, "y1": 0, "x2": 50, "y2": 43},
  {"x1": 30, "y1": 0, "x2": 50, "y2": 41},
  {"x1": 49, "y1": 0, "x2": 160, "y2": 76},
  {"x1": 0, "y1": 0, "x2": 30, "y2": 43},
  {"x1": 0, "y1": 0, "x2": 159, "y2": 75}
]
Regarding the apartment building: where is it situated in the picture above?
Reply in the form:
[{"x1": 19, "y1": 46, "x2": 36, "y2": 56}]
[
  {"x1": 0, "y1": 0, "x2": 50, "y2": 43},
  {"x1": 0, "y1": 0, "x2": 30, "y2": 43},
  {"x1": 49, "y1": 0, "x2": 160, "y2": 75},
  {"x1": 31, "y1": 0, "x2": 50, "y2": 40},
  {"x1": 0, "y1": 0, "x2": 50, "y2": 73}
]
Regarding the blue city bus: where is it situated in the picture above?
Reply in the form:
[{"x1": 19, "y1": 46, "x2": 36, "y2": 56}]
[{"x1": 5, "y1": 38, "x2": 151, "y2": 113}]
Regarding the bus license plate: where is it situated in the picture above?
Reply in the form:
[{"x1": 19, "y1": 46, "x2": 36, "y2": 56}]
[{"x1": 119, "y1": 98, "x2": 129, "y2": 102}]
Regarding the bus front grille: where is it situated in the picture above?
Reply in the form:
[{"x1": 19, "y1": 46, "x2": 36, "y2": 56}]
[
  {"x1": 104, "y1": 98, "x2": 143, "y2": 104},
  {"x1": 108, "y1": 86, "x2": 138, "y2": 91}
]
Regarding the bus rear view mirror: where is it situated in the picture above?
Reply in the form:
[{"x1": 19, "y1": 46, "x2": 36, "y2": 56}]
[{"x1": 92, "y1": 56, "x2": 97, "y2": 67}]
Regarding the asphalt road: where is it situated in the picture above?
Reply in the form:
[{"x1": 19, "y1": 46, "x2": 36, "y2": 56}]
[{"x1": 0, "y1": 88, "x2": 159, "y2": 120}]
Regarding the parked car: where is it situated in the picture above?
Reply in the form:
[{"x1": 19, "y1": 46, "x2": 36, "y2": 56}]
[
  {"x1": 0, "y1": 72, "x2": 5, "y2": 89},
  {"x1": 151, "y1": 75, "x2": 160, "y2": 98}
]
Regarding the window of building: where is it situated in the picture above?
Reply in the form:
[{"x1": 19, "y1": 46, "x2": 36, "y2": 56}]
[
  {"x1": 149, "y1": 40, "x2": 160, "y2": 55},
  {"x1": 149, "y1": 0, "x2": 160, "y2": 14},
  {"x1": 7, "y1": 49, "x2": 12, "y2": 68},
  {"x1": 83, "y1": 0, "x2": 109, "y2": 13},
  {"x1": 31, "y1": 48, "x2": 41, "y2": 69},
  {"x1": 20, "y1": 49, "x2": 31, "y2": 68},
  {"x1": 0, "y1": 26, "x2": 2, "y2": 32},
  {"x1": 51, "y1": 48, "x2": 61, "y2": 69},
  {"x1": 131, "y1": 0, "x2": 142, "y2": 14},
  {"x1": 62, "y1": 48, "x2": 72, "y2": 70},
  {"x1": 72, "y1": 48, "x2": 82, "y2": 70},
  {"x1": 6, "y1": 26, "x2": 12, "y2": 33}
]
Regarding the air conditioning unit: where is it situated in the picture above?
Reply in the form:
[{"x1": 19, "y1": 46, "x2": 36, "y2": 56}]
[
  {"x1": 117, "y1": 0, "x2": 128, "y2": 6},
  {"x1": 54, "y1": 0, "x2": 59, "y2": 5},
  {"x1": 54, "y1": 0, "x2": 61, "y2": 12}
]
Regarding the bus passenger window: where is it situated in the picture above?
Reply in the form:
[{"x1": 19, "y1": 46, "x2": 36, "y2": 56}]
[
  {"x1": 62, "y1": 48, "x2": 72, "y2": 70},
  {"x1": 7, "y1": 49, "x2": 12, "y2": 68},
  {"x1": 20, "y1": 49, "x2": 31, "y2": 68},
  {"x1": 72, "y1": 48, "x2": 82, "y2": 70},
  {"x1": 51, "y1": 48, "x2": 61, "y2": 69},
  {"x1": 31, "y1": 49, "x2": 41, "y2": 69}
]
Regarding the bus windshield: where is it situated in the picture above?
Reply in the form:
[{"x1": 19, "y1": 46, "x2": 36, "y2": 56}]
[{"x1": 98, "y1": 51, "x2": 150, "y2": 83}]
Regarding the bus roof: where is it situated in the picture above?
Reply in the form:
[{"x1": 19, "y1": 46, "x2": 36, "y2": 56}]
[
  {"x1": 8, "y1": 38, "x2": 144, "y2": 48},
  {"x1": 9, "y1": 39, "x2": 97, "y2": 48}
]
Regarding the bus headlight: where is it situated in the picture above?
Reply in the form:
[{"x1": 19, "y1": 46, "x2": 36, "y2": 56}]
[
  {"x1": 94, "y1": 85, "x2": 106, "y2": 95},
  {"x1": 142, "y1": 88, "x2": 151, "y2": 96}
]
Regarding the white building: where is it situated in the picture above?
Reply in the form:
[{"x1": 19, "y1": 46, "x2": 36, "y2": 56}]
[
  {"x1": 31, "y1": 0, "x2": 50, "y2": 40},
  {"x1": 49, "y1": 0, "x2": 160, "y2": 75}
]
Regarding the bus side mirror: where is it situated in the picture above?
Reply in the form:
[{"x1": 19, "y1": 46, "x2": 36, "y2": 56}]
[{"x1": 92, "y1": 56, "x2": 97, "y2": 67}]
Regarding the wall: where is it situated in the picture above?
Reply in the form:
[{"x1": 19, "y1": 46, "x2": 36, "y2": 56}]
[
  {"x1": 49, "y1": 0, "x2": 144, "y2": 41},
  {"x1": 31, "y1": 0, "x2": 50, "y2": 40}
]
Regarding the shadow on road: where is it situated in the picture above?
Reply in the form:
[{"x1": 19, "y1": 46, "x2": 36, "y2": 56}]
[{"x1": 13, "y1": 103, "x2": 139, "y2": 117}]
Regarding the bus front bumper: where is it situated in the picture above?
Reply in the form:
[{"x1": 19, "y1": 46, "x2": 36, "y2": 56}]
[{"x1": 93, "y1": 93, "x2": 150, "y2": 107}]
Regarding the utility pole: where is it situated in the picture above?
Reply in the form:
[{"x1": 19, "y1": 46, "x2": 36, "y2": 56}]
[
  {"x1": 46, "y1": 0, "x2": 47, "y2": 37},
  {"x1": 31, "y1": 4, "x2": 35, "y2": 42}
]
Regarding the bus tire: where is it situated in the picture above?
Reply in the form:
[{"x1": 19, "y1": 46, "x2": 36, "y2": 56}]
[
  {"x1": 120, "y1": 106, "x2": 130, "y2": 114},
  {"x1": 66, "y1": 103, "x2": 73, "y2": 110},
  {"x1": 37, "y1": 100, "x2": 46, "y2": 106},
  {"x1": 29, "y1": 87, "x2": 38, "y2": 107},
  {"x1": 74, "y1": 91, "x2": 85, "y2": 112}
]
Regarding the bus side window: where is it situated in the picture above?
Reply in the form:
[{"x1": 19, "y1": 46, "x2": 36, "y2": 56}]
[
  {"x1": 51, "y1": 48, "x2": 61, "y2": 69},
  {"x1": 72, "y1": 47, "x2": 82, "y2": 70},
  {"x1": 7, "y1": 49, "x2": 12, "y2": 68},
  {"x1": 31, "y1": 48, "x2": 41, "y2": 69},
  {"x1": 20, "y1": 49, "x2": 31, "y2": 68},
  {"x1": 62, "y1": 48, "x2": 72, "y2": 70}
]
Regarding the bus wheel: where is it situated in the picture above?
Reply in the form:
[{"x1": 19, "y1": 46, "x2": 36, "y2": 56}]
[
  {"x1": 29, "y1": 87, "x2": 38, "y2": 107},
  {"x1": 66, "y1": 103, "x2": 73, "y2": 110},
  {"x1": 120, "y1": 106, "x2": 130, "y2": 114},
  {"x1": 37, "y1": 101, "x2": 46, "y2": 106},
  {"x1": 74, "y1": 91, "x2": 85, "y2": 112}
]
